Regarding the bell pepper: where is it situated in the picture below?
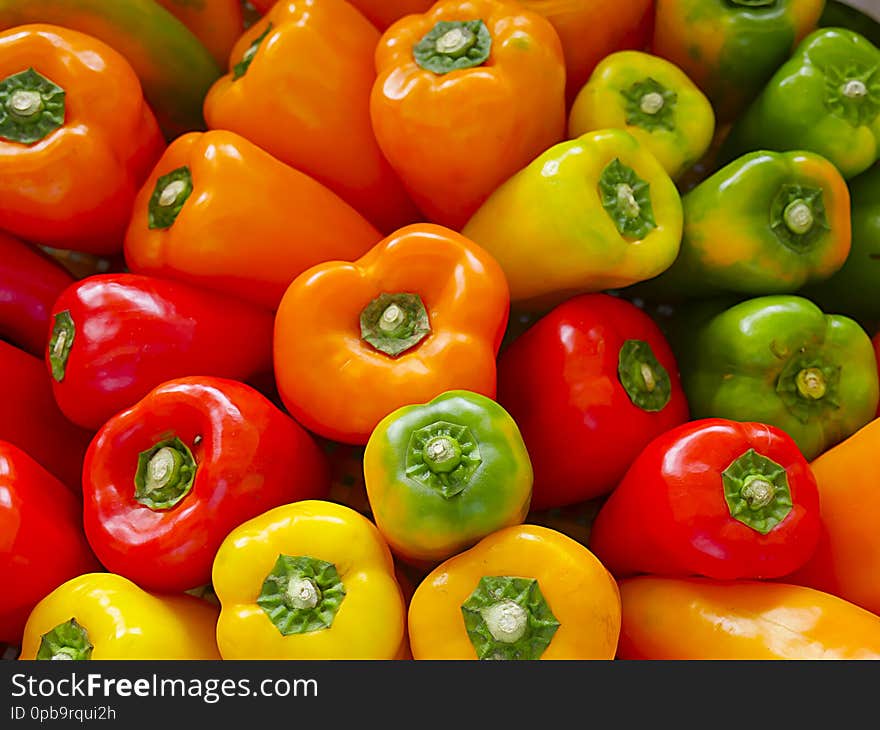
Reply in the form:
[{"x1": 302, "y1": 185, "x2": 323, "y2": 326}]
[
  {"x1": 516, "y1": 0, "x2": 654, "y2": 105},
  {"x1": 370, "y1": 0, "x2": 566, "y2": 229},
  {"x1": 363, "y1": 390, "x2": 532, "y2": 566},
  {"x1": 124, "y1": 130, "x2": 381, "y2": 310},
  {"x1": 0, "y1": 441, "x2": 100, "y2": 645},
  {"x1": 617, "y1": 576, "x2": 880, "y2": 660},
  {"x1": 408, "y1": 524, "x2": 621, "y2": 660},
  {"x1": 274, "y1": 224, "x2": 509, "y2": 444},
  {"x1": 344, "y1": 0, "x2": 434, "y2": 30},
  {"x1": 723, "y1": 28, "x2": 880, "y2": 180},
  {"x1": 635, "y1": 151, "x2": 852, "y2": 302},
  {"x1": 18, "y1": 573, "x2": 221, "y2": 660},
  {"x1": 46, "y1": 273, "x2": 275, "y2": 430},
  {"x1": 800, "y1": 163, "x2": 880, "y2": 328},
  {"x1": 82, "y1": 376, "x2": 330, "y2": 593},
  {"x1": 203, "y1": 0, "x2": 418, "y2": 234},
  {"x1": 497, "y1": 293, "x2": 689, "y2": 510},
  {"x1": 0, "y1": 0, "x2": 222, "y2": 139},
  {"x1": 821, "y1": 0, "x2": 880, "y2": 47},
  {"x1": 156, "y1": 0, "x2": 243, "y2": 69},
  {"x1": 652, "y1": 0, "x2": 825, "y2": 124},
  {"x1": 0, "y1": 24, "x2": 165, "y2": 255},
  {"x1": 213, "y1": 500, "x2": 407, "y2": 660},
  {"x1": 0, "y1": 341, "x2": 92, "y2": 489},
  {"x1": 674, "y1": 295, "x2": 879, "y2": 461},
  {"x1": 787, "y1": 418, "x2": 880, "y2": 616},
  {"x1": 568, "y1": 51, "x2": 715, "y2": 180},
  {"x1": 461, "y1": 129, "x2": 683, "y2": 312},
  {"x1": 590, "y1": 419, "x2": 821, "y2": 580},
  {"x1": 0, "y1": 231, "x2": 73, "y2": 357}
]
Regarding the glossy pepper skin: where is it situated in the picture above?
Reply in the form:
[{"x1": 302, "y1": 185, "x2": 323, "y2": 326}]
[
  {"x1": 124, "y1": 130, "x2": 382, "y2": 310},
  {"x1": 370, "y1": 0, "x2": 566, "y2": 229},
  {"x1": 462, "y1": 129, "x2": 683, "y2": 312},
  {"x1": 204, "y1": 1, "x2": 418, "y2": 234},
  {"x1": 517, "y1": 0, "x2": 654, "y2": 105},
  {"x1": 82, "y1": 377, "x2": 330, "y2": 594},
  {"x1": 569, "y1": 51, "x2": 715, "y2": 180},
  {"x1": 0, "y1": 231, "x2": 73, "y2": 357},
  {"x1": 723, "y1": 28, "x2": 880, "y2": 180},
  {"x1": 497, "y1": 294, "x2": 689, "y2": 510},
  {"x1": 18, "y1": 573, "x2": 221, "y2": 660},
  {"x1": 344, "y1": 0, "x2": 434, "y2": 30},
  {"x1": 788, "y1": 418, "x2": 880, "y2": 616},
  {"x1": 363, "y1": 390, "x2": 533, "y2": 566},
  {"x1": 618, "y1": 576, "x2": 880, "y2": 660},
  {"x1": 0, "y1": 341, "x2": 92, "y2": 489},
  {"x1": 675, "y1": 295, "x2": 879, "y2": 461},
  {"x1": 0, "y1": 25, "x2": 165, "y2": 255},
  {"x1": 0, "y1": 0, "x2": 221, "y2": 139},
  {"x1": 46, "y1": 273, "x2": 275, "y2": 430},
  {"x1": 801, "y1": 163, "x2": 880, "y2": 327},
  {"x1": 408, "y1": 525, "x2": 621, "y2": 660},
  {"x1": 636, "y1": 151, "x2": 852, "y2": 302},
  {"x1": 156, "y1": 0, "x2": 243, "y2": 69},
  {"x1": 274, "y1": 224, "x2": 509, "y2": 444},
  {"x1": 590, "y1": 419, "x2": 821, "y2": 580},
  {"x1": 0, "y1": 441, "x2": 100, "y2": 645},
  {"x1": 213, "y1": 500, "x2": 407, "y2": 660},
  {"x1": 652, "y1": 0, "x2": 825, "y2": 124}
]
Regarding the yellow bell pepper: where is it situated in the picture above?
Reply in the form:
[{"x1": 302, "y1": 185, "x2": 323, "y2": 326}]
[
  {"x1": 568, "y1": 51, "x2": 716, "y2": 180},
  {"x1": 408, "y1": 524, "x2": 622, "y2": 660},
  {"x1": 18, "y1": 573, "x2": 220, "y2": 660},
  {"x1": 461, "y1": 128, "x2": 683, "y2": 312},
  {"x1": 212, "y1": 500, "x2": 406, "y2": 660}
]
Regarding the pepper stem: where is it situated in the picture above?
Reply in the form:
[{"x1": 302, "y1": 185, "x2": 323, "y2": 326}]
[
  {"x1": 639, "y1": 92, "x2": 665, "y2": 115},
  {"x1": 784, "y1": 200, "x2": 814, "y2": 235},
  {"x1": 360, "y1": 292, "x2": 431, "y2": 357},
  {"x1": 405, "y1": 421, "x2": 482, "y2": 498},
  {"x1": 422, "y1": 436, "x2": 462, "y2": 474},
  {"x1": 482, "y1": 600, "x2": 528, "y2": 644},
  {"x1": 617, "y1": 184, "x2": 641, "y2": 218},
  {"x1": 286, "y1": 577, "x2": 320, "y2": 610},
  {"x1": 36, "y1": 618, "x2": 93, "y2": 661},
  {"x1": 413, "y1": 20, "x2": 492, "y2": 74},
  {"x1": 741, "y1": 476, "x2": 775, "y2": 509},
  {"x1": 134, "y1": 437, "x2": 197, "y2": 510},
  {"x1": 435, "y1": 27, "x2": 475, "y2": 56},
  {"x1": 722, "y1": 449, "x2": 793, "y2": 534},
  {"x1": 796, "y1": 367, "x2": 827, "y2": 400},
  {"x1": 0, "y1": 68, "x2": 65, "y2": 145},
  {"x1": 843, "y1": 79, "x2": 868, "y2": 99},
  {"x1": 8, "y1": 89, "x2": 42, "y2": 118}
]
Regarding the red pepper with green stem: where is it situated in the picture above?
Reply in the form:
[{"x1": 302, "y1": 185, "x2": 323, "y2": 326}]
[
  {"x1": 0, "y1": 340, "x2": 91, "y2": 490},
  {"x1": 0, "y1": 231, "x2": 73, "y2": 357},
  {"x1": 496, "y1": 293, "x2": 689, "y2": 510},
  {"x1": 589, "y1": 418, "x2": 821, "y2": 580},
  {"x1": 46, "y1": 274, "x2": 275, "y2": 431},
  {"x1": 82, "y1": 376, "x2": 330, "y2": 593},
  {"x1": 0, "y1": 440, "x2": 101, "y2": 645}
]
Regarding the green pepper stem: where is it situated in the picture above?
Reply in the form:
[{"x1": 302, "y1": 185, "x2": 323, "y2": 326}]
[
  {"x1": 784, "y1": 200, "x2": 814, "y2": 235},
  {"x1": 422, "y1": 436, "x2": 463, "y2": 474},
  {"x1": 286, "y1": 577, "x2": 320, "y2": 610},
  {"x1": 640, "y1": 362, "x2": 656, "y2": 392},
  {"x1": 435, "y1": 27, "x2": 474, "y2": 55},
  {"x1": 482, "y1": 601, "x2": 528, "y2": 644},
  {"x1": 639, "y1": 92, "x2": 665, "y2": 115},
  {"x1": 158, "y1": 179, "x2": 187, "y2": 208},
  {"x1": 7, "y1": 90, "x2": 42, "y2": 118},
  {"x1": 36, "y1": 618, "x2": 93, "y2": 661},
  {"x1": 843, "y1": 79, "x2": 868, "y2": 99},
  {"x1": 134, "y1": 438, "x2": 197, "y2": 511},
  {"x1": 796, "y1": 367, "x2": 827, "y2": 400},
  {"x1": 741, "y1": 476, "x2": 776, "y2": 509}
]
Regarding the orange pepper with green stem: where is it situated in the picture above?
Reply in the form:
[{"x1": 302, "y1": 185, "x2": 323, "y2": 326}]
[
  {"x1": 204, "y1": 0, "x2": 418, "y2": 234},
  {"x1": 124, "y1": 130, "x2": 382, "y2": 310},
  {"x1": 370, "y1": 0, "x2": 566, "y2": 229},
  {"x1": 156, "y1": 0, "x2": 243, "y2": 69},
  {"x1": 273, "y1": 224, "x2": 510, "y2": 444}
]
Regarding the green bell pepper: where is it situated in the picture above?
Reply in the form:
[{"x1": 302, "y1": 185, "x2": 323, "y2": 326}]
[
  {"x1": 633, "y1": 150, "x2": 852, "y2": 302},
  {"x1": 723, "y1": 27, "x2": 880, "y2": 179},
  {"x1": 820, "y1": 1, "x2": 880, "y2": 47},
  {"x1": 363, "y1": 390, "x2": 533, "y2": 566},
  {"x1": 674, "y1": 295, "x2": 879, "y2": 460},
  {"x1": 801, "y1": 163, "x2": 880, "y2": 329}
]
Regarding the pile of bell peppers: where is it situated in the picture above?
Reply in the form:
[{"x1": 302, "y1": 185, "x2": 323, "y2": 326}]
[{"x1": 2, "y1": 0, "x2": 880, "y2": 663}]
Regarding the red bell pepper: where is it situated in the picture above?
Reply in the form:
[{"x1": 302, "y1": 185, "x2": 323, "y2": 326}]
[
  {"x1": 0, "y1": 232, "x2": 74, "y2": 357},
  {"x1": 47, "y1": 274, "x2": 275, "y2": 430},
  {"x1": 496, "y1": 293, "x2": 689, "y2": 510},
  {"x1": 0, "y1": 440, "x2": 100, "y2": 644},
  {"x1": 589, "y1": 418, "x2": 822, "y2": 580},
  {"x1": 0, "y1": 341, "x2": 92, "y2": 489},
  {"x1": 82, "y1": 376, "x2": 330, "y2": 593}
]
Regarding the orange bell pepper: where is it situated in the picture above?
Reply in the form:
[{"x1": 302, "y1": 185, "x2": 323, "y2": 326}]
[
  {"x1": 408, "y1": 524, "x2": 622, "y2": 660},
  {"x1": 156, "y1": 0, "x2": 243, "y2": 69},
  {"x1": 274, "y1": 224, "x2": 510, "y2": 444},
  {"x1": 618, "y1": 576, "x2": 880, "y2": 659},
  {"x1": 370, "y1": 0, "x2": 566, "y2": 229},
  {"x1": 517, "y1": 0, "x2": 654, "y2": 104},
  {"x1": 787, "y1": 418, "x2": 880, "y2": 616},
  {"x1": 0, "y1": 24, "x2": 165, "y2": 255},
  {"x1": 124, "y1": 130, "x2": 382, "y2": 310},
  {"x1": 347, "y1": 0, "x2": 435, "y2": 30},
  {"x1": 203, "y1": 0, "x2": 418, "y2": 234}
]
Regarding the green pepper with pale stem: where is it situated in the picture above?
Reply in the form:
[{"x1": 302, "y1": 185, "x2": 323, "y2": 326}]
[
  {"x1": 722, "y1": 27, "x2": 880, "y2": 179},
  {"x1": 674, "y1": 295, "x2": 879, "y2": 460}
]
